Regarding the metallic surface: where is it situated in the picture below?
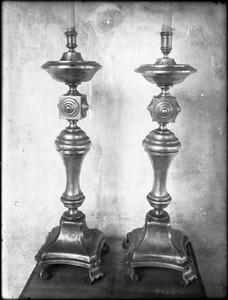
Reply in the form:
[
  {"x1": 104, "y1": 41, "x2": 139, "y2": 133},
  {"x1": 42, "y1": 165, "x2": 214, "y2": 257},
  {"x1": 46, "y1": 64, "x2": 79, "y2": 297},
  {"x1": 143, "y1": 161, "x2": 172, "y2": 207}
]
[
  {"x1": 160, "y1": 31, "x2": 173, "y2": 57},
  {"x1": 147, "y1": 93, "x2": 181, "y2": 123},
  {"x1": 35, "y1": 28, "x2": 108, "y2": 284},
  {"x1": 123, "y1": 31, "x2": 198, "y2": 287},
  {"x1": 135, "y1": 31, "x2": 196, "y2": 87},
  {"x1": 58, "y1": 87, "x2": 89, "y2": 120},
  {"x1": 41, "y1": 29, "x2": 102, "y2": 84},
  {"x1": 143, "y1": 125, "x2": 181, "y2": 214},
  {"x1": 35, "y1": 212, "x2": 108, "y2": 284},
  {"x1": 41, "y1": 61, "x2": 102, "y2": 84},
  {"x1": 123, "y1": 211, "x2": 198, "y2": 287},
  {"x1": 22, "y1": 238, "x2": 206, "y2": 299},
  {"x1": 135, "y1": 62, "x2": 196, "y2": 86}
]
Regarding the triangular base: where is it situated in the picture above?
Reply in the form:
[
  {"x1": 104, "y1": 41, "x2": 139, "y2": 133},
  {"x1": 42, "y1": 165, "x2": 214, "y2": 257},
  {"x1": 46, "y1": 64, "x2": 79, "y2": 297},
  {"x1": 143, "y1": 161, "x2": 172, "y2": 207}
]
[
  {"x1": 35, "y1": 211, "x2": 109, "y2": 284},
  {"x1": 122, "y1": 210, "x2": 198, "y2": 287}
]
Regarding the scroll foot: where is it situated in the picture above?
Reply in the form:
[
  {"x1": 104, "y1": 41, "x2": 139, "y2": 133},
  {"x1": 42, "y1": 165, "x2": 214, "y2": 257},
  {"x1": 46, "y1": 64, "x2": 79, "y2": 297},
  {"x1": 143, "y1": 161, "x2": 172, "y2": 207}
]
[
  {"x1": 35, "y1": 263, "x2": 50, "y2": 281},
  {"x1": 102, "y1": 242, "x2": 110, "y2": 253},
  {"x1": 86, "y1": 263, "x2": 104, "y2": 284},
  {"x1": 122, "y1": 234, "x2": 130, "y2": 249},
  {"x1": 179, "y1": 264, "x2": 197, "y2": 287}
]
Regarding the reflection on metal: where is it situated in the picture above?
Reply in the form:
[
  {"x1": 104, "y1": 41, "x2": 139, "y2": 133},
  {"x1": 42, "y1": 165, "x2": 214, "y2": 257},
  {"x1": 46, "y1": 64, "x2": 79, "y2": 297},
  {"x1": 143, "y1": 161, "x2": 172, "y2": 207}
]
[
  {"x1": 123, "y1": 31, "x2": 198, "y2": 287},
  {"x1": 35, "y1": 28, "x2": 109, "y2": 284}
]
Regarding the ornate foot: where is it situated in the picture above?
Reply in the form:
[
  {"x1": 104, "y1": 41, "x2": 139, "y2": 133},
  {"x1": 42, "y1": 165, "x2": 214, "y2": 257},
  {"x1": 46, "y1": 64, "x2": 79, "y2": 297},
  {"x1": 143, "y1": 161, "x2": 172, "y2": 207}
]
[
  {"x1": 123, "y1": 257, "x2": 140, "y2": 281},
  {"x1": 35, "y1": 211, "x2": 106, "y2": 283},
  {"x1": 35, "y1": 263, "x2": 50, "y2": 281},
  {"x1": 179, "y1": 243, "x2": 198, "y2": 287},
  {"x1": 40, "y1": 269, "x2": 50, "y2": 280},
  {"x1": 132, "y1": 272, "x2": 140, "y2": 281},
  {"x1": 85, "y1": 262, "x2": 104, "y2": 284},
  {"x1": 122, "y1": 235, "x2": 130, "y2": 249},
  {"x1": 123, "y1": 211, "x2": 198, "y2": 287},
  {"x1": 102, "y1": 242, "x2": 110, "y2": 253},
  {"x1": 180, "y1": 263, "x2": 197, "y2": 287},
  {"x1": 130, "y1": 268, "x2": 140, "y2": 282}
]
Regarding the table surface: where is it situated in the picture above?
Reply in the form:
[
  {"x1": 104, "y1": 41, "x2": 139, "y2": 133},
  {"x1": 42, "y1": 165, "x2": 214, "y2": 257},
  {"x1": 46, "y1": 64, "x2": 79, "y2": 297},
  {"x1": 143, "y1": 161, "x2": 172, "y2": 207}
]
[{"x1": 19, "y1": 237, "x2": 206, "y2": 299}]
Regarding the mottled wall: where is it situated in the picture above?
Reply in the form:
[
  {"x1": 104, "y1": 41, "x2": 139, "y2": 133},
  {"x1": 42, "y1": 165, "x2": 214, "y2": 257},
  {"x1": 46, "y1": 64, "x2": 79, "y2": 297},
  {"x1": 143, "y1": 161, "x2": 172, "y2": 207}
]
[{"x1": 2, "y1": 1, "x2": 226, "y2": 298}]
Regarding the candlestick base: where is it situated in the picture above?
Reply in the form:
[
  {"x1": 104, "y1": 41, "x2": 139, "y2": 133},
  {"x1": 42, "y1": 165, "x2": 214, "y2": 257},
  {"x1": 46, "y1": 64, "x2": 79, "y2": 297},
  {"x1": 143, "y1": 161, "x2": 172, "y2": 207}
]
[
  {"x1": 35, "y1": 211, "x2": 109, "y2": 284},
  {"x1": 122, "y1": 210, "x2": 198, "y2": 287}
]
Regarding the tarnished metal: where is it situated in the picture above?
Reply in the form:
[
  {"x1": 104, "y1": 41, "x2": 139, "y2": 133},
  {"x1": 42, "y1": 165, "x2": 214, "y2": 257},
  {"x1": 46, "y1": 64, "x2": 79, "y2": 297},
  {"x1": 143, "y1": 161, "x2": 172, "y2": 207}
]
[
  {"x1": 41, "y1": 29, "x2": 102, "y2": 84},
  {"x1": 41, "y1": 60, "x2": 102, "y2": 84},
  {"x1": 160, "y1": 31, "x2": 173, "y2": 57},
  {"x1": 123, "y1": 31, "x2": 198, "y2": 287},
  {"x1": 35, "y1": 29, "x2": 109, "y2": 284},
  {"x1": 135, "y1": 61, "x2": 196, "y2": 86}
]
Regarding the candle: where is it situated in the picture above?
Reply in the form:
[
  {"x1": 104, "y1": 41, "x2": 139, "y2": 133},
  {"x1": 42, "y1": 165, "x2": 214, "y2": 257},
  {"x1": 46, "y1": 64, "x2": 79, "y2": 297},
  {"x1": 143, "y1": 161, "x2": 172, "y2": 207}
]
[
  {"x1": 162, "y1": 2, "x2": 173, "y2": 32},
  {"x1": 67, "y1": 1, "x2": 75, "y2": 31}
]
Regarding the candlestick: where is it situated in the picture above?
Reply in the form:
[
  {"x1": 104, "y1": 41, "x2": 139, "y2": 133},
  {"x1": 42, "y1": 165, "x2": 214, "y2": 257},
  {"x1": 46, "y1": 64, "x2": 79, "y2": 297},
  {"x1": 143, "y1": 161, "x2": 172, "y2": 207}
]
[
  {"x1": 35, "y1": 27, "x2": 109, "y2": 284},
  {"x1": 162, "y1": 2, "x2": 173, "y2": 32},
  {"x1": 67, "y1": 1, "x2": 75, "y2": 31},
  {"x1": 122, "y1": 26, "x2": 200, "y2": 288}
]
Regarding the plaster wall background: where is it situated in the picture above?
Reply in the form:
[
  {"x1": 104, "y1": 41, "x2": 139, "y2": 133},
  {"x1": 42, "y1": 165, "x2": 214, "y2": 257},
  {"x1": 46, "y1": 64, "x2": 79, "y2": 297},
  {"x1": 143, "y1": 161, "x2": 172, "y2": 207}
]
[{"x1": 2, "y1": 1, "x2": 226, "y2": 298}]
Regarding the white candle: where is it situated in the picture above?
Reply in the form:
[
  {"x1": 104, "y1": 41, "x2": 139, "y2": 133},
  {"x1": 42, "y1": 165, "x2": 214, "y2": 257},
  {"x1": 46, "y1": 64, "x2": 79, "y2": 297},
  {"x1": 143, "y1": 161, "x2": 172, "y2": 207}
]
[
  {"x1": 162, "y1": 2, "x2": 173, "y2": 32},
  {"x1": 67, "y1": 1, "x2": 75, "y2": 31}
]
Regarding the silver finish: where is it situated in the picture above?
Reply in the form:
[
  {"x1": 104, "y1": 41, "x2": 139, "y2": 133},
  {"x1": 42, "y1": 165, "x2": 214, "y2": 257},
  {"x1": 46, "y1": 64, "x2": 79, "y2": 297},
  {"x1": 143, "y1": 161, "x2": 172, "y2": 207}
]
[
  {"x1": 35, "y1": 28, "x2": 108, "y2": 284},
  {"x1": 123, "y1": 31, "x2": 198, "y2": 287}
]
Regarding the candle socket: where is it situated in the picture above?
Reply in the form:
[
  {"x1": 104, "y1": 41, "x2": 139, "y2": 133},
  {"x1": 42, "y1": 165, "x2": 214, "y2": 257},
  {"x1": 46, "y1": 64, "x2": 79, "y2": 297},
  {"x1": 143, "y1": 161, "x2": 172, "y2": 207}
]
[
  {"x1": 160, "y1": 31, "x2": 173, "y2": 58},
  {"x1": 65, "y1": 29, "x2": 77, "y2": 51},
  {"x1": 60, "y1": 29, "x2": 83, "y2": 61}
]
